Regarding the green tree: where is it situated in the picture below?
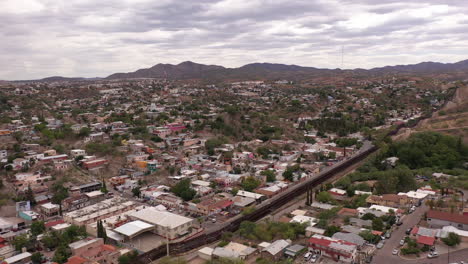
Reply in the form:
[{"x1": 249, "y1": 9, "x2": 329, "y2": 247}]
[
  {"x1": 372, "y1": 218, "x2": 384, "y2": 231},
  {"x1": 12, "y1": 233, "x2": 30, "y2": 251},
  {"x1": 359, "y1": 230, "x2": 381, "y2": 244},
  {"x1": 96, "y1": 220, "x2": 108, "y2": 243},
  {"x1": 282, "y1": 170, "x2": 294, "y2": 182},
  {"x1": 25, "y1": 185, "x2": 36, "y2": 205},
  {"x1": 316, "y1": 191, "x2": 333, "y2": 203},
  {"x1": 324, "y1": 225, "x2": 341, "y2": 237},
  {"x1": 42, "y1": 231, "x2": 60, "y2": 249},
  {"x1": 241, "y1": 176, "x2": 261, "y2": 192},
  {"x1": 442, "y1": 232, "x2": 461, "y2": 247},
  {"x1": 51, "y1": 183, "x2": 69, "y2": 216},
  {"x1": 101, "y1": 178, "x2": 108, "y2": 194},
  {"x1": 170, "y1": 179, "x2": 196, "y2": 201},
  {"x1": 231, "y1": 187, "x2": 239, "y2": 196},
  {"x1": 78, "y1": 127, "x2": 91, "y2": 137},
  {"x1": 118, "y1": 250, "x2": 139, "y2": 264},
  {"x1": 261, "y1": 170, "x2": 276, "y2": 182},
  {"x1": 52, "y1": 245, "x2": 71, "y2": 264},
  {"x1": 31, "y1": 252, "x2": 44, "y2": 264},
  {"x1": 361, "y1": 213, "x2": 376, "y2": 220},
  {"x1": 132, "y1": 186, "x2": 141, "y2": 198},
  {"x1": 282, "y1": 164, "x2": 300, "y2": 182},
  {"x1": 31, "y1": 221, "x2": 45, "y2": 236}
]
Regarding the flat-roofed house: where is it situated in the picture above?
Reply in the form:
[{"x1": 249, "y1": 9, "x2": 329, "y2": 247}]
[
  {"x1": 67, "y1": 237, "x2": 120, "y2": 264},
  {"x1": 129, "y1": 207, "x2": 194, "y2": 240}
]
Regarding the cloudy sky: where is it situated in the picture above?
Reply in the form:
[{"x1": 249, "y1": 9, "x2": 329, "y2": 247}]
[{"x1": 1, "y1": 0, "x2": 468, "y2": 80}]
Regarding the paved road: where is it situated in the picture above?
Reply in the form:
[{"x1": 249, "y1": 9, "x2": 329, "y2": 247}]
[
  {"x1": 372, "y1": 204, "x2": 428, "y2": 263},
  {"x1": 372, "y1": 203, "x2": 468, "y2": 264},
  {"x1": 408, "y1": 248, "x2": 468, "y2": 264}
]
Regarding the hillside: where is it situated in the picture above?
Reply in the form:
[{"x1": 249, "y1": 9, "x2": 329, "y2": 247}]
[
  {"x1": 104, "y1": 59, "x2": 468, "y2": 81},
  {"x1": 396, "y1": 84, "x2": 468, "y2": 144},
  {"x1": 107, "y1": 61, "x2": 225, "y2": 79}
]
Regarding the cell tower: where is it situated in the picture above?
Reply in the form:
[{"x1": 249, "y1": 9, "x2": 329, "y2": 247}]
[{"x1": 341, "y1": 45, "x2": 344, "y2": 69}]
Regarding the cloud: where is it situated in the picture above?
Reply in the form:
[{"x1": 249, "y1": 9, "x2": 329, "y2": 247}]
[{"x1": 0, "y1": 0, "x2": 467, "y2": 79}]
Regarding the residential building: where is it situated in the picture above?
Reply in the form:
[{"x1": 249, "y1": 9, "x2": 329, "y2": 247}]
[
  {"x1": 128, "y1": 206, "x2": 195, "y2": 240},
  {"x1": 284, "y1": 244, "x2": 305, "y2": 258},
  {"x1": 261, "y1": 239, "x2": 291, "y2": 261},
  {"x1": 39, "y1": 202, "x2": 60, "y2": 217},
  {"x1": 70, "y1": 149, "x2": 86, "y2": 158},
  {"x1": 64, "y1": 198, "x2": 136, "y2": 226},
  {"x1": 197, "y1": 198, "x2": 233, "y2": 215},
  {"x1": 67, "y1": 238, "x2": 120, "y2": 264},
  {"x1": 366, "y1": 194, "x2": 411, "y2": 208},
  {"x1": 212, "y1": 242, "x2": 256, "y2": 260},
  {"x1": 426, "y1": 210, "x2": 468, "y2": 231},
  {"x1": 308, "y1": 234, "x2": 358, "y2": 263},
  {"x1": 2, "y1": 252, "x2": 32, "y2": 264}
]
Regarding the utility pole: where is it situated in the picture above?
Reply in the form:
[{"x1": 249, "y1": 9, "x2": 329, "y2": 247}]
[
  {"x1": 447, "y1": 244, "x2": 450, "y2": 263},
  {"x1": 341, "y1": 46, "x2": 344, "y2": 69},
  {"x1": 166, "y1": 227, "x2": 170, "y2": 256}
]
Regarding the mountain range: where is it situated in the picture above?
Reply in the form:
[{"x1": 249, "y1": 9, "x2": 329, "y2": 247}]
[
  {"x1": 13, "y1": 59, "x2": 468, "y2": 82},
  {"x1": 106, "y1": 59, "x2": 468, "y2": 80}
]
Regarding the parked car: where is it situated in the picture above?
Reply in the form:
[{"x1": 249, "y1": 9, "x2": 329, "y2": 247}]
[
  {"x1": 427, "y1": 252, "x2": 439, "y2": 258},
  {"x1": 365, "y1": 256, "x2": 373, "y2": 263},
  {"x1": 405, "y1": 228, "x2": 412, "y2": 235},
  {"x1": 396, "y1": 221, "x2": 403, "y2": 226},
  {"x1": 310, "y1": 254, "x2": 319, "y2": 263},
  {"x1": 385, "y1": 231, "x2": 391, "y2": 238},
  {"x1": 304, "y1": 252, "x2": 312, "y2": 261},
  {"x1": 376, "y1": 241, "x2": 385, "y2": 249},
  {"x1": 392, "y1": 249, "x2": 399, "y2": 255},
  {"x1": 399, "y1": 239, "x2": 405, "y2": 246}
]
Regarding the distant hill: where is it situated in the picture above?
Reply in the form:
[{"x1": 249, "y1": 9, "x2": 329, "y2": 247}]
[
  {"x1": 106, "y1": 59, "x2": 468, "y2": 80},
  {"x1": 107, "y1": 61, "x2": 225, "y2": 80},
  {"x1": 369, "y1": 60, "x2": 468, "y2": 73},
  {"x1": 14, "y1": 76, "x2": 103, "y2": 82},
  {"x1": 15, "y1": 59, "x2": 468, "y2": 82}
]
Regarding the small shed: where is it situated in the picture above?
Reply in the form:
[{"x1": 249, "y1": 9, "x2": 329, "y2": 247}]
[
  {"x1": 284, "y1": 244, "x2": 305, "y2": 258},
  {"x1": 198, "y1": 247, "x2": 214, "y2": 260}
]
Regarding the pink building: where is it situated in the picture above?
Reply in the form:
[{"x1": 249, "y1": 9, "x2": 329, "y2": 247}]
[{"x1": 67, "y1": 238, "x2": 120, "y2": 264}]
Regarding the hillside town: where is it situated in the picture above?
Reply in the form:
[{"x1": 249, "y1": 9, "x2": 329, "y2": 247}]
[{"x1": 0, "y1": 76, "x2": 467, "y2": 264}]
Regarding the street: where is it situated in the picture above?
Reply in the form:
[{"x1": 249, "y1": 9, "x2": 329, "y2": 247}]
[
  {"x1": 372, "y1": 203, "x2": 427, "y2": 263},
  {"x1": 372, "y1": 203, "x2": 468, "y2": 264}
]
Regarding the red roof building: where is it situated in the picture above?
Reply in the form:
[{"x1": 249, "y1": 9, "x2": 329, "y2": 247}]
[
  {"x1": 65, "y1": 256, "x2": 88, "y2": 264},
  {"x1": 309, "y1": 235, "x2": 357, "y2": 263},
  {"x1": 417, "y1": 236, "x2": 435, "y2": 246},
  {"x1": 427, "y1": 210, "x2": 468, "y2": 230},
  {"x1": 45, "y1": 219, "x2": 65, "y2": 228}
]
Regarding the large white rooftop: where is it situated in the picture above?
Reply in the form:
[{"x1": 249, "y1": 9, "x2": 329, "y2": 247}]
[
  {"x1": 114, "y1": 220, "x2": 154, "y2": 237},
  {"x1": 290, "y1": 215, "x2": 317, "y2": 227},
  {"x1": 130, "y1": 207, "x2": 193, "y2": 229},
  {"x1": 236, "y1": 190, "x2": 264, "y2": 200},
  {"x1": 398, "y1": 191, "x2": 428, "y2": 200}
]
